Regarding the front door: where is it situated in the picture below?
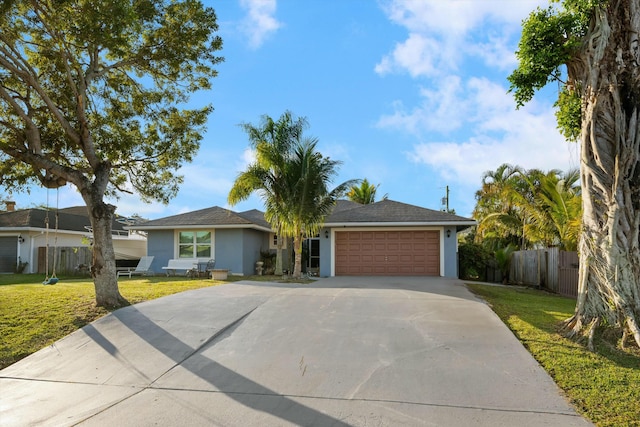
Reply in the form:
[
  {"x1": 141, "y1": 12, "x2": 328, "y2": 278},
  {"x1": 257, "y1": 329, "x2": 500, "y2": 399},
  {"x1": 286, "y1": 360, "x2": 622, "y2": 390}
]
[{"x1": 305, "y1": 237, "x2": 320, "y2": 275}]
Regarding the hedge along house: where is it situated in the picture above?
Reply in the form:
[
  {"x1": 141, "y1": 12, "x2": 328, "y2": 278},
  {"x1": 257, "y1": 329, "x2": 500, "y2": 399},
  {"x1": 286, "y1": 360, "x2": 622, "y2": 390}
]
[
  {"x1": 0, "y1": 202, "x2": 146, "y2": 274},
  {"x1": 132, "y1": 199, "x2": 475, "y2": 278}
]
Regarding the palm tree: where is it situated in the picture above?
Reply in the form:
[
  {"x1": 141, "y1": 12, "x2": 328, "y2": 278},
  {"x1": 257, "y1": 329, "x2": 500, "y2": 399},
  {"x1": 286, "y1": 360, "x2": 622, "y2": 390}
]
[
  {"x1": 280, "y1": 139, "x2": 356, "y2": 278},
  {"x1": 473, "y1": 163, "x2": 526, "y2": 250},
  {"x1": 474, "y1": 164, "x2": 582, "y2": 251},
  {"x1": 528, "y1": 169, "x2": 581, "y2": 250},
  {"x1": 229, "y1": 111, "x2": 356, "y2": 278},
  {"x1": 347, "y1": 178, "x2": 387, "y2": 204},
  {"x1": 228, "y1": 111, "x2": 307, "y2": 275}
]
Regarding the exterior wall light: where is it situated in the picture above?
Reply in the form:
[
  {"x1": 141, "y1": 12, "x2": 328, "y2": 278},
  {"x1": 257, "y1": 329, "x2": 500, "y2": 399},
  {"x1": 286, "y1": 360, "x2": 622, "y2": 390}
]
[
  {"x1": 325, "y1": 230, "x2": 329, "y2": 239},
  {"x1": 446, "y1": 229, "x2": 451, "y2": 238}
]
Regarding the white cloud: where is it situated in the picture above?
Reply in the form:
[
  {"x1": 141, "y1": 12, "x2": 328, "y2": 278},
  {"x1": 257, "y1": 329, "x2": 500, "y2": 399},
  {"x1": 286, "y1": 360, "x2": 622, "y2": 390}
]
[
  {"x1": 179, "y1": 163, "x2": 234, "y2": 197},
  {"x1": 239, "y1": 0, "x2": 282, "y2": 49},
  {"x1": 377, "y1": 75, "x2": 465, "y2": 134},
  {"x1": 376, "y1": 0, "x2": 546, "y2": 76},
  {"x1": 473, "y1": 34, "x2": 518, "y2": 70},
  {"x1": 239, "y1": 147, "x2": 256, "y2": 169},
  {"x1": 382, "y1": 0, "x2": 544, "y2": 36},
  {"x1": 377, "y1": 74, "x2": 580, "y2": 188},
  {"x1": 406, "y1": 104, "x2": 580, "y2": 188},
  {"x1": 375, "y1": 34, "x2": 447, "y2": 78}
]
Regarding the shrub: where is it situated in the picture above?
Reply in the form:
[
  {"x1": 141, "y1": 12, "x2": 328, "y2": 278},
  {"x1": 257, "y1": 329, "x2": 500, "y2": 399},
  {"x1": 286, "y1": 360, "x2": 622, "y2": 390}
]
[{"x1": 458, "y1": 241, "x2": 492, "y2": 280}]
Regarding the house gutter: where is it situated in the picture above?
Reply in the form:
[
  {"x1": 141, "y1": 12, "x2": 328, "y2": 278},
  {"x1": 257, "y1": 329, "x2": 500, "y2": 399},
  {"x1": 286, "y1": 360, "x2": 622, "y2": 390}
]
[
  {"x1": 324, "y1": 221, "x2": 476, "y2": 229},
  {"x1": 127, "y1": 224, "x2": 274, "y2": 233}
]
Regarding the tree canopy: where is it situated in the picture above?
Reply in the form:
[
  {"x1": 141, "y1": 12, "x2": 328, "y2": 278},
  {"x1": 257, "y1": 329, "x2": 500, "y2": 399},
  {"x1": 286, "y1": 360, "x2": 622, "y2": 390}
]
[
  {"x1": 228, "y1": 111, "x2": 307, "y2": 275},
  {"x1": 347, "y1": 178, "x2": 387, "y2": 204},
  {"x1": 473, "y1": 163, "x2": 581, "y2": 252},
  {"x1": 229, "y1": 111, "x2": 354, "y2": 278},
  {"x1": 0, "y1": 0, "x2": 223, "y2": 307}
]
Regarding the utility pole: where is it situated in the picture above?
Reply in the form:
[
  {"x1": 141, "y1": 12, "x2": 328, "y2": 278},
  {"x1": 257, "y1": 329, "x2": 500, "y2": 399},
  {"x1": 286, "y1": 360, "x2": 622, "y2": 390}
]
[{"x1": 441, "y1": 185, "x2": 449, "y2": 212}]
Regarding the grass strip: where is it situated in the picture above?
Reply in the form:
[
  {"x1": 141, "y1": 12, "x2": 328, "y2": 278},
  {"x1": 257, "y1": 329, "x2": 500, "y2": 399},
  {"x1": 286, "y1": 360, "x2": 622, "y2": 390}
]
[
  {"x1": 0, "y1": 275, "x2": 222, "y2": 370},
  {"x1": 467, "y1": 283, "x2": 640, "y2": 427}
]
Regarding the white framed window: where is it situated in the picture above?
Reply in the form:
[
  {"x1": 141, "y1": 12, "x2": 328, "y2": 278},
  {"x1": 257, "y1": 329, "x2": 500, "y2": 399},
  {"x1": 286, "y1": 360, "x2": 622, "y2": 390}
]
[
  {"x1": 269, "y1": 233, "x2": 287, "y2": 249},
  {"x1": 178, "y1": 231, "x2": 212, "y2": 258}
]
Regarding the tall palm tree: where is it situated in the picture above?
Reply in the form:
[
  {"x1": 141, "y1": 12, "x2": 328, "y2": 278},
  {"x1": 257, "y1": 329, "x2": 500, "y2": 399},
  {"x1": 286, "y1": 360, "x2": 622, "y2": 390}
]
[
  {"x1": 347, "y1": 178, "x2": 387, "y2": 204},
  {"x1": 228, "y1": 111, "x2": 307, "y2": 275},
  {"x1": 229, "y1": 111, "x2": 355, "y2": 278},
  {"x1": 280, "y1": 139, "x2": 356, "y2": 278}
]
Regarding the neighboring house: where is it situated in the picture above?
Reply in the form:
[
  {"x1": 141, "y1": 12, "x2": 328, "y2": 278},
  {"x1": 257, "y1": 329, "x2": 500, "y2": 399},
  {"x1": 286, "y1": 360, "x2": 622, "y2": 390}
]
[
  {"x1": 0, "y1": 202, "x2": 146, "y2": 274},
  {"x1": 132, "y1": 199, "x2": 475, "y2": 278}
]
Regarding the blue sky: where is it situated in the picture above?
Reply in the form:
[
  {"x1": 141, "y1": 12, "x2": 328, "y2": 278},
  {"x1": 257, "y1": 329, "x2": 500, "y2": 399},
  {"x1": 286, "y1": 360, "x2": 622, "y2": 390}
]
[{"x1": 8, "y1": 0, "x2": 580, "y2": 219}]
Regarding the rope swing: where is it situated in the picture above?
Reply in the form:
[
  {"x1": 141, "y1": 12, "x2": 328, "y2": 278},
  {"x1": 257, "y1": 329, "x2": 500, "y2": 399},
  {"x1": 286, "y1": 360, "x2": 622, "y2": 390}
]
[{"x1": 43, "y1": 187, "x2": 60, "y2": 285}]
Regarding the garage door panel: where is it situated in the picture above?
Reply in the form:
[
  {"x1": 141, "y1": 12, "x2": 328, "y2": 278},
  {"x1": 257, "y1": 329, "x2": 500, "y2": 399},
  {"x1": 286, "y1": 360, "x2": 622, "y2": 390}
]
[
  {"x1": 0, "y1": 237, "x2": 17, "y2": 273},
  {"x1": 335, "y1": 230, "x2": 440, "y2": 276},
  {"x1": 373, "y1": 265, "x2": 387, "y2": 274},
  {"x1": 373, "y1": 254, "x2": 386, "y2": 263},
  {"x1": 398, "y1": 266, "x2": 415, "y2": 274}
]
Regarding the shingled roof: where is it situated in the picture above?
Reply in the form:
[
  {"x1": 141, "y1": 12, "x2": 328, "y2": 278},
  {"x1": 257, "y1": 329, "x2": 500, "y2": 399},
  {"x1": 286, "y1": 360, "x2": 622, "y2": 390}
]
[
  {"x1": 325, "y1": 199, "x2": 475, "y2": 228},
  {"x1": 130, "y1": 206, "x2": 271, "y2": 230},
  {"x1": 0, "y1": 207, "x2": 131, "y2": 233},
  {"x1": 129, "y1": 200, "x2": 475, "y2": 232}
]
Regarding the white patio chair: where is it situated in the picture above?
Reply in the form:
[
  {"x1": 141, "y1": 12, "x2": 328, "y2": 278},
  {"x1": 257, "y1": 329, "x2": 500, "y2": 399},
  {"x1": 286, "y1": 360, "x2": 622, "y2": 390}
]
[{"x1": 117, "y1": 256, "x2": 155, "y2": 278}]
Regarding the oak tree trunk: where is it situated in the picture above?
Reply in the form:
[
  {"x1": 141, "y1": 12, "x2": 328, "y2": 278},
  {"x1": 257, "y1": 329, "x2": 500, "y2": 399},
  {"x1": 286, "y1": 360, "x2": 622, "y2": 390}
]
[
  {"x1": 79, "y1": 168, "x2": 128, "y2": 308},
  {"x1": 564, "y1": 0, "x2": 640, "y2": 348}
]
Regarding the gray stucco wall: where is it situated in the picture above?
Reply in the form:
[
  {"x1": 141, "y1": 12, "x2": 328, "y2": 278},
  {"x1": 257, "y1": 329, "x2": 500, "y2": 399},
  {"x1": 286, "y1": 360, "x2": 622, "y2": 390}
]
[
  {"x1": 319, "y1": 227, "x2": 331, "y2": 277},
  {"x1": 214, "y1": 229, "x2": 244, "y2": 274},
  {"x1": 241, "y1": 229, "x2": 267, "y2": 275},
  {"x1": 146, "y1": 228, "x2": 273, "y2": 276},
  {"x1": 147, "y1": 230, "x2": 174, "y2": 273},
  {"x1": 443, "y1": 227, "x2": 458, "y2": 278}
]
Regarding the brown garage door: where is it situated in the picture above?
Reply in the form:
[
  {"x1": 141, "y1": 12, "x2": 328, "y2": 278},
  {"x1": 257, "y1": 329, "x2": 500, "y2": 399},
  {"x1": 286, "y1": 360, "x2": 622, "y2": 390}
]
[{"x1": 335, "y1": 230, "x2": 440, "y2": 276}]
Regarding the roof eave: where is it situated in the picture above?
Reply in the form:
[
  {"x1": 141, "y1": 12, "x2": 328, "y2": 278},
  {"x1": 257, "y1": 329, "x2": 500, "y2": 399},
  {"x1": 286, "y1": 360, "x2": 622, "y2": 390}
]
[
  {"x1": 324, "y1": 221, "x2": 477, "y2": 228},
  {"x1": 128, "y1": 224, "x2": 273, "y2": 233}
]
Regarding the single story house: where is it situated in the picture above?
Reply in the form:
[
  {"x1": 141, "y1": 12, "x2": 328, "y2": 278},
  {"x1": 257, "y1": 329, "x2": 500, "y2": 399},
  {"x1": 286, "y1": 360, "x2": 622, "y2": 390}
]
[
  {"x1": 0, "y1": 202, "x2": 146, "y2": 274},
  {"x1": 131, "y1": 199, "x2": 475, "y2": 278}
]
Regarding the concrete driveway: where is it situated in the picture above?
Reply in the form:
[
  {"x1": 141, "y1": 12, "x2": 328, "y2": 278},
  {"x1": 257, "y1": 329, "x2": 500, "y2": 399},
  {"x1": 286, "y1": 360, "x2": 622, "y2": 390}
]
[{"x1": 0, "y1": 277, "x2": 592, "y2": 426}]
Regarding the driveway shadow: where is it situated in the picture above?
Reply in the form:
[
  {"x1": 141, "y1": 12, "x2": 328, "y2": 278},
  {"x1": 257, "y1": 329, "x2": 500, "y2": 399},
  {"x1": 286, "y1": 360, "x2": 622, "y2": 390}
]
[{"x1": 106, "y1": 306, "x2": 350, "y2": 426}]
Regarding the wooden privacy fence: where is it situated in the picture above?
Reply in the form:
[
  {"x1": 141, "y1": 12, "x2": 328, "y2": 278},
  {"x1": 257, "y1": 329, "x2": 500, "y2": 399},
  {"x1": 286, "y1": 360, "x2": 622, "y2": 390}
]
[
  {"x1": 558, "y1": 251, "x2": 579, "y2": 298},
  {"x1": 509, "y1": 247, "x2": 578, "y2": 298},
  {"x1": 37, "y1": 246, "x2": 92, "y2": 275}
]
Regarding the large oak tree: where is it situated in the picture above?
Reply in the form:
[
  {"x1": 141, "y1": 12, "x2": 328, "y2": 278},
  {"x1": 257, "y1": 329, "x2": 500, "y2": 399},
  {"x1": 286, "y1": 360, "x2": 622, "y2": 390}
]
[
  {"x1": 0, "y1": 0, "x2": 223, "y2": 307},
  {"x1": 509, "y1": 0, "x2": 640, "y2": 348}
]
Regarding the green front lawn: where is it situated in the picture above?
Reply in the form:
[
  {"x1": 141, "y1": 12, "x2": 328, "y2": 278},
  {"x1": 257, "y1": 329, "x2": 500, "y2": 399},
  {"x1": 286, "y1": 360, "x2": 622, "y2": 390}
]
[
  {"x1": 468, "y1": 283, "x2": 640, "y2": 427},
  {"x1": 0, "y1": 274, "x2": 223, "y2": 370}
]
